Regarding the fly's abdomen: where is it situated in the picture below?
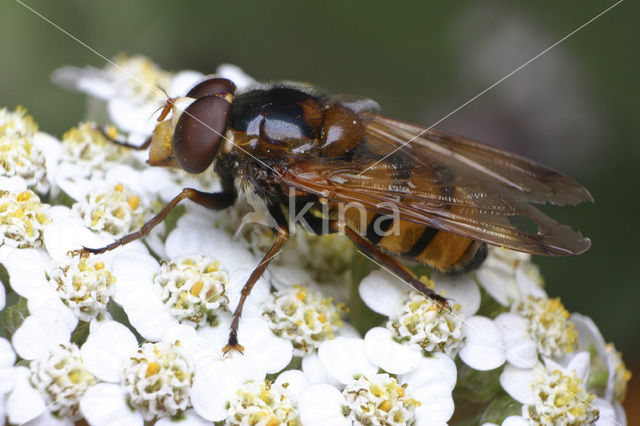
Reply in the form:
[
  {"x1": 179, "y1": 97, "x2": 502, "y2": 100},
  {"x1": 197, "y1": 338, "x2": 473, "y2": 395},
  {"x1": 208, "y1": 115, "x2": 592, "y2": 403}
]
[{"x1": 341, "y1": 203, "x2": 486, "y2": 274}]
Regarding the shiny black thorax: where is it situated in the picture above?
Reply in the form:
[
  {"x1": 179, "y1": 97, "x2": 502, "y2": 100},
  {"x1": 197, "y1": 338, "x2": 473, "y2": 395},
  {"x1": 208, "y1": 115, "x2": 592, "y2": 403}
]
[
  {"x1": 228, "y1": 87, "x2": 322, "y2": 146},
  {"x1": 218, "y1": 85, "x2": 367, "y2": 213}
]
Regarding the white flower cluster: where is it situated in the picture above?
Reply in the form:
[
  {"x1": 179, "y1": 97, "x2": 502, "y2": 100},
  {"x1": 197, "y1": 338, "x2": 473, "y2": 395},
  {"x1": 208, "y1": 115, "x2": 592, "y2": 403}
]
[
  {"x1": 0, "y1": 107, "x2": 49, "y2": 193},
  {"x1": 122, "y1": 341, "x2": 194, "y2": 420},
  {"x1": 387, "y1": 290, "x2": 464, "y2": 357},
  {"x1": 0, "y1": 185, "x2": 49, "y2": 248},
  {"x1": 263, "y1": 285, "x2": 345, "y2": 356},
  {"x1": 0, "y1": 55, "x2": 629, "y2": 426},
  {"x1": 153, "y1": 255, "x2": 230, "y2": 326},
  {"x1": 29, "y1": 343, "x2": 96, "y2": 419},
  {"x1": 48, "y1": 255, "x2": 115, "y2": 321},
  {"x1": 342, "y1": 374, "x2": 420, "y2": 425},
  {"x1": 226, "y1": 379, "x2": 301, "y2": 425}
]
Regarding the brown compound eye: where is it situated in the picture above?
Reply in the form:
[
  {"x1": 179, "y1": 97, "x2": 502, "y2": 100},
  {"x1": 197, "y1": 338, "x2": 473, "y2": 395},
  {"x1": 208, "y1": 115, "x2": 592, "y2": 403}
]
[
  {"x1": 173, "y1": 96, "x2": 231, "y2": 174},
  {"x1": 186, "y1": 78, "x2": 236, "y2": 99}
]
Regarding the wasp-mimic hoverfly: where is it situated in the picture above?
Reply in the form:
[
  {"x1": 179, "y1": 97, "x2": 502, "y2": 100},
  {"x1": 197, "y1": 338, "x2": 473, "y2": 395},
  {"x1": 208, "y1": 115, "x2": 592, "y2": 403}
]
[{"x1": 78, "y1": 76, "x2": 592, "y2": 352}]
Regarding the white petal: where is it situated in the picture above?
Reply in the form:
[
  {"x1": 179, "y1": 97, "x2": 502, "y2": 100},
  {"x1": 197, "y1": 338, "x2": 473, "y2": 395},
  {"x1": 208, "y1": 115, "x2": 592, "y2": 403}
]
[
  {"x1": 237, "y1": 318, "x2": 293, "y2": 374},
  {"x1": 121, "y1": 285, "x2": 177, "y2": 341},
  {"x1": 336, "y1": 321, "x2": 360, "y2": 339},
  {"x1": 216, "y1": 64, "x2": 256, "y2": 90},
  {"x1": 1, "y1": 248, "x2": 51, "y2": 298},
  {"x1": 51, "y1": 65, "x2": 115, "y2": 99},
  {"x1": 515, "y1": 266, "x2": 546, "y2": 299},
  {"x1": 571, "y1": 313, "x2": 613, "y2": 400},
  {"x1": 81, "y1": 321, "x2": 138, "y2": 382},
  {"x1": 108, "y1": 97, "x2": 158, "y2": 135},
  {"x1": 412, "y1": 385, "x2": 454, "y2": 424},
  {"x1": 0, "y1": 367, "x2": 16, "y2": 394},
  {"x1": 26, "y1": 287, "x2": 78, "y2": 331},
  {"x1": 459, "y1": 316, "x2": 505, "y2": 370},
  {"x1": 318, "y1": 337, "x2": 378, "y2": 385},
  {"x1": 155, "y1": 410, "x2": 212, "y2": 426},
  {"x1": 398, "y1": 352, "x2": 458, "y2": 392},
  {"x1": 191, "y1": 355, "x2": 265, "y2": 421},
  {"x1": 274, "y1": 370, "x2": 311, "y2": 401},
  {"x1": 110, "y1": 250, "x2": 160, "y2": 305},
  {"x1": 299, "y1": 383, "x2": 350, "y2": 426},
  {"x1": 80, "y1": 383, "x2": 143, "y2": 426},
  {"x1": 358, "y1": 270, "x2": 407, "y2": 316},
  {"x1": 592, "y1": 398, "x2": 617, "y2": 426},
  {"x1": 502, "y1": 416, "x2": 528, "y2": 426},
  {"x1": 24, "y1": 409, "x2": 73, "y2": 425},
  {"x1": 269, "y1": 265, "x2": 314, "y2": 291},
  {"x1": 44, "y1": 219, "x2": 113, "y2": 264},
  {"x1": 495, "y1": 313, "x2": 537, "y2": 369},
  {"x1": 613, "y1": 402, "x2": 627, "y2": 426},
  {"x1": 0, "y1": 338, "x2": 16, "y2": 369},
  {"x1": 301, "y1": 353, "x2": 340, "y2": 386},
  {"x1": 0, "y1": 176, "x2": 27, "y2": 192},
  {"x1": 11, "y1": 310, "x2": 70, "y2": 360},
  {"x1": 364, "y1": 327, "x2": 422, "y2": 374},
  {"x1": 563, "y1": 351, "x2": 591, "y2": 383},
  {"x1": 169, "y1": 71, "x2": 205, "y2": 97},
  {"x1": 6, "y1": 367, "x2": 46, "y2": 425},
  {"x1": 432, "y1": 272, "x2": 481, "y2": 316},
  {"x1": 499, "y1": 364, "x2": 536, "y2": 404},
  {"x1": 475, "y1": 268, "x2": 517, "y2": 307}
]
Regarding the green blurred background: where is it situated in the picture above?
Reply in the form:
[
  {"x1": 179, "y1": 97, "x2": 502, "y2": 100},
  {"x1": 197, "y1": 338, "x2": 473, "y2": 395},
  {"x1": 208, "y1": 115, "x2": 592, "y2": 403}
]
[{"x1": 1, "y1": 0, "x2": 638, "y2": 417}]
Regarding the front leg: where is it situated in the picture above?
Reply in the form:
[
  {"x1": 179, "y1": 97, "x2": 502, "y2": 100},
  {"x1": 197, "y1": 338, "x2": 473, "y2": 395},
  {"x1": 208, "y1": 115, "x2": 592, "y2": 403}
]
[
  {"x1": 223, "y1": 203, "x2": 289, "y2": 353},
  {"x1": 75, "y1": 187, "x2": 236, "y2": 256}
]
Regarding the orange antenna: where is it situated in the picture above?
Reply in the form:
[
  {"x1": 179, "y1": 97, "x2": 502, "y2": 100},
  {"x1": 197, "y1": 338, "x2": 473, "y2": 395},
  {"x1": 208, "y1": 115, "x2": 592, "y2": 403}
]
[{"x1": 156, "y1": 97, "x2": 175, "y2": 122}]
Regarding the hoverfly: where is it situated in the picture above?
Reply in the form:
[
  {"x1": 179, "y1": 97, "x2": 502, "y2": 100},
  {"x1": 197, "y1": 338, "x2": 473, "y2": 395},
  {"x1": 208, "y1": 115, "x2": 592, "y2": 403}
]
[{"x1": 80, "y1": 76, "x2": 592, "y2": 352}]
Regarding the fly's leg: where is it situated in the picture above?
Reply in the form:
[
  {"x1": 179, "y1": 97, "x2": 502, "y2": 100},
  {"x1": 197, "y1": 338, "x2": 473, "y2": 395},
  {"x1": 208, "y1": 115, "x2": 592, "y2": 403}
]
[
  {"x1": 335, "y1": 222, "x2": 450, "y2": 310},
  {"x1": 97, "y1": 126, "x2": 152, "y2": 150},
  {"x1": 223, "y1": 227, "x2": 289, "y2": 354},
  {"x1": 74, "y1": 188, "x2": 236, "y2": 257}
]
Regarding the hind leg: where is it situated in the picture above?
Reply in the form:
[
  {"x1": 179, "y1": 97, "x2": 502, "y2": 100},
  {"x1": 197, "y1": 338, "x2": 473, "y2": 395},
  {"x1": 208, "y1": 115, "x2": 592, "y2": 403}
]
[{"x1": 334, "y1": 222, "x2": 450, "y2": 310}]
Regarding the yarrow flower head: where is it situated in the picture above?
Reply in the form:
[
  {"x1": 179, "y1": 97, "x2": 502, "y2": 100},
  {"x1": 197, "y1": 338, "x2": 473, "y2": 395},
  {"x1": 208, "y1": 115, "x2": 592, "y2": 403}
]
[
  {"x1": 107, "y1": 53, "x2": 173, "y2": 102},
  {"x1": 153, "y1": 255, "x2": 230, "y2": 326},
  {"x1": 0, "y1": 107, "x2": 48, "y2": 192},
  {"x1": 512, "y1": 296, "x2": 578, "y2": 359},
  {"x1": 0, "y1": 186, "x2": 49, "y2": 248},
  {"x1": 387, "y1": 289, "x2": 464, "y2": 358},
  {"x1": 226, "y1": 379, "x2": 302, "y2": 425},
  {"x1": 262, "y1": 285, "x2": 345, "y2": 356},
  {"x1": 47, "y1": 255, "x2": 116, "y2": 322},
  {"x1": 342, "y1": 374, "x2": 420, "y2": 426},
  {"x1": 0, "y1": 105, "x2": 38, "y2": 136},
  {"x1": 61, "y1": 122, "x2": 134, "y2": 170},
  {"x1": 73, "y1": 182, "x2": 151, "y2": 237},
  {"x1": 524, "y1": 367, "x2": 599, "y2": 425},
  {"x1": 122, "y1": 341, "x2": 194, "y2": 421},
  {"x1": 29, "y1": 343, "x2": 96, "y2": 419},
  {"x1": 283, "y1": 232, "x2": 357, "y2": 285}
]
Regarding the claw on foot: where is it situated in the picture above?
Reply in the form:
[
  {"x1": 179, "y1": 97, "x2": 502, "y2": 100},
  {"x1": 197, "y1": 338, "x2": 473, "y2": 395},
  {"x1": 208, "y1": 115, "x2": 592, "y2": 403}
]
[
  {"x1": 222, "y1": 342, "x2": 245, "y2": 355},
  {"x1": 435, "y1": 297, "x2": 451, "y2": 312},
  {"x1": 72, "y1": 247, "x2": 94, "y2": 258}
]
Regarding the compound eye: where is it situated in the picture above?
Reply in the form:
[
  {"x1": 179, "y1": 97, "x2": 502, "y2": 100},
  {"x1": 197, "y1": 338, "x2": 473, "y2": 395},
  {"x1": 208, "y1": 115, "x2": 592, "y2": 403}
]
[
  {"x1": 186, "y1": 78, "x2": 236, "y2": 99},
  {"x1": 173, "y1": 96, "x2": 231, "y2": 174}
]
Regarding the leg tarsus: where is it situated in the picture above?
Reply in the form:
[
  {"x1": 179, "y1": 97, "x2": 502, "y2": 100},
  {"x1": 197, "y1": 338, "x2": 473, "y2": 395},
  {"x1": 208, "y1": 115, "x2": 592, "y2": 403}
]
[
  {"x1": 73, "y1": 188, "x2": 237, "y2": 256},
  {"x1": 97, "y1": 126, "x2": 152, "y2": 150}
]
